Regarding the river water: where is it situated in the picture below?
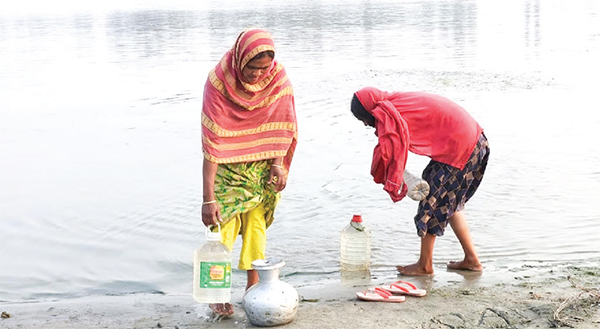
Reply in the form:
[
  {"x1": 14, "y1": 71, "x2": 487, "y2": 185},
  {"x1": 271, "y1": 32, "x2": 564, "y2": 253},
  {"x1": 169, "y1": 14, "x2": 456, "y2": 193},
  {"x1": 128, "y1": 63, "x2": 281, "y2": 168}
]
[{"x1": 1, "y1": 0, "x2": 599, "y2": 302}]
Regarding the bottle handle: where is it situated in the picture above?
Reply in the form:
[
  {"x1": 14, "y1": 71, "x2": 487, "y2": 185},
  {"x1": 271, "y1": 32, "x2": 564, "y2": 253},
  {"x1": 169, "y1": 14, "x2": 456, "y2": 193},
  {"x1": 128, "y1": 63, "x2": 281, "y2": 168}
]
[
  {"x1": 350, "y1": 221, "x2": 365, "y2": 231},
  {"x1": 205, "y1": 223, "x2": 221, "y2": 238}
]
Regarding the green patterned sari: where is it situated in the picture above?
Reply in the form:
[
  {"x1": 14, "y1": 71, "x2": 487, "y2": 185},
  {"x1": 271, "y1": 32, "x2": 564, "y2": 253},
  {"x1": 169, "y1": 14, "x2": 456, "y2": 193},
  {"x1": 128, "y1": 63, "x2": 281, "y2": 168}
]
[{"x1": 214, "y1": 160, "x2": 280, "y2": 229}]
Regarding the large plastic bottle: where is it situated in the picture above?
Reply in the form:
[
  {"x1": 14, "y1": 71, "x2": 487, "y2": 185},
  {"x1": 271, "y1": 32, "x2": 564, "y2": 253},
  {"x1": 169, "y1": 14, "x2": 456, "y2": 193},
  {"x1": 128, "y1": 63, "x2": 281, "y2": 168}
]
[
  {"x1": 193, "y1": 225, "x2": 232, "y2": 303},
  {"x1": 339, "y1": 214, "x2": 372, "y2": 271}
]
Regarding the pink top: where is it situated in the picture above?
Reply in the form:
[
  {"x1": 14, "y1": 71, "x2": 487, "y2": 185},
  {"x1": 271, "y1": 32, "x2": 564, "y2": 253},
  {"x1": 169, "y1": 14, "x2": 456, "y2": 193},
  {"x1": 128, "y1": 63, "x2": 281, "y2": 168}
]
[{"x1": 355, "y1": 87, "x2": 483, "y2": 202}]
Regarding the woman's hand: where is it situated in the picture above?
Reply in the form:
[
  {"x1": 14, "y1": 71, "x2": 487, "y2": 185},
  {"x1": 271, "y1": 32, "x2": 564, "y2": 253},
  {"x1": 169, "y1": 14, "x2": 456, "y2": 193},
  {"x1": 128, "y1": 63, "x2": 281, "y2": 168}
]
[
  {"x1": 202, "y1": 201, "x2": 222, "y2": 227},
  {"x1": 268, "y1": 163, "x2": 287, "y2": 192}
]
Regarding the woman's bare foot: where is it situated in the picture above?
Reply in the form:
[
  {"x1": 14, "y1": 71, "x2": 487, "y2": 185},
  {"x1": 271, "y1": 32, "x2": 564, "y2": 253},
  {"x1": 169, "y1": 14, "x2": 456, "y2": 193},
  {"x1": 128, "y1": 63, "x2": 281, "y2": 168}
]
[
  {"x1": 396, "y1": 263, "x2": 434, "y2": 276},
  {"x1": 447, "y1": 260, "x2": 483, "y2": 272},
  {"x1": 209, "y1": 303, "x2": 234, "y2": 317}
]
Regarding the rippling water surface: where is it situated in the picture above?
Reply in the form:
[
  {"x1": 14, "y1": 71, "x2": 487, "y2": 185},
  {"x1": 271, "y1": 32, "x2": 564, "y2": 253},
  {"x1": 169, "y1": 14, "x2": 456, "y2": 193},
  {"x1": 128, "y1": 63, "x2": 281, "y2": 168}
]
[{"x1": 1, "y1": 0, "x2": 599, "y2": 302}]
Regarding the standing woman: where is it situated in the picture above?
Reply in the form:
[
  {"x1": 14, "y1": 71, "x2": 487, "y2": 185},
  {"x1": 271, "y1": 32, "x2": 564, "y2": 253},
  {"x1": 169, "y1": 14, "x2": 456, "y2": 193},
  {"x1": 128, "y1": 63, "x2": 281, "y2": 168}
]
[
  {"x1": 201, "y1": 28, "x2": 298, "y2": 316},
  {"x1": 350, "y1": 87, "x2": 489, "y2": 276}
]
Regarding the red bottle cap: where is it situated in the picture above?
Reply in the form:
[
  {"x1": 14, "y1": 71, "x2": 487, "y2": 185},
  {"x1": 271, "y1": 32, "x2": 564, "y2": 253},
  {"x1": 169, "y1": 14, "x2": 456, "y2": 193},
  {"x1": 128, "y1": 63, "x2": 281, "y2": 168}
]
[{"x1": 351, "y1": 214, "x2": 362, "y2": 223}]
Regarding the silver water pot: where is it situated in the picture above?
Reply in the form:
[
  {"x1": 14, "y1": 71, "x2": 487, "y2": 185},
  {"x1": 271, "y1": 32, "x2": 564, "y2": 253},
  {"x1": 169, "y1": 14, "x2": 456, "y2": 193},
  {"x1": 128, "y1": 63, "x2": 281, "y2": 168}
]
[{"x1": 242, "y1": 259, "x2": 299, "y2": 327}]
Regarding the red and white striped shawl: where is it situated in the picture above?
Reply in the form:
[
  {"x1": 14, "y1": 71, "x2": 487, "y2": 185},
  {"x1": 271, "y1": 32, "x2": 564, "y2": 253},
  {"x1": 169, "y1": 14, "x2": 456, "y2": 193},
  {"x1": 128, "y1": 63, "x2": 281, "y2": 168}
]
[{"x1": 202, "y1": 28, "x2": 298, "y2": 170}]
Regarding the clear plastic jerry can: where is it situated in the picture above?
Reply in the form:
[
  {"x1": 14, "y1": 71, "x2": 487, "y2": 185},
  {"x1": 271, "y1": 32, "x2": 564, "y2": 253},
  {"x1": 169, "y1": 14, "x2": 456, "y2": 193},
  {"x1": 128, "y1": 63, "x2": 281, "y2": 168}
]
[{"x1": 193, "y1": 224, "x2": 232, "y2": 303}]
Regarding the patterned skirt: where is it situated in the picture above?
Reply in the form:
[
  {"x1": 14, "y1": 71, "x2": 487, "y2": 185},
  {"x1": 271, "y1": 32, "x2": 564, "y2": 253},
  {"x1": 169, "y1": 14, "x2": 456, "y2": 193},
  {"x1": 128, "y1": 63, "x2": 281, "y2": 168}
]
[
  {"x1": 214, "y1": 160, "x2": 280, "y2": 231},
  {"x1": 414, "y1": 133, "x2": 490, "y2": 237}
]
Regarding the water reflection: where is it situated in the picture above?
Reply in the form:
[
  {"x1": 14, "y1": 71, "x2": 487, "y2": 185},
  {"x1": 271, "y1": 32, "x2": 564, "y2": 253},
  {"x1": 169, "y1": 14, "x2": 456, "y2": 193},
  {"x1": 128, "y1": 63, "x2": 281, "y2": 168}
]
[
  {"x1": 340, "y1": 269, "x2": 372, "y2": 287},
  {"x1": 106, "y1": 11, "x2": 204, "y2": 60},
  {"x1": 523, "y1": 0, "x2": 542, "y2": 50}
]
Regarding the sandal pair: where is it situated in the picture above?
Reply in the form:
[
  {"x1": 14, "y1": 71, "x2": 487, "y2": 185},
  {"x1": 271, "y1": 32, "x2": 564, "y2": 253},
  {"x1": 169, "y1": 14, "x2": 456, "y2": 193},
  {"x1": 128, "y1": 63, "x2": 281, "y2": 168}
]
[
  {"x1": 356, "y1": 281, "x2": 427, "y2": 302},
  {"x1": 355, "y1": 287, "x2": 406, "y2": 303}
]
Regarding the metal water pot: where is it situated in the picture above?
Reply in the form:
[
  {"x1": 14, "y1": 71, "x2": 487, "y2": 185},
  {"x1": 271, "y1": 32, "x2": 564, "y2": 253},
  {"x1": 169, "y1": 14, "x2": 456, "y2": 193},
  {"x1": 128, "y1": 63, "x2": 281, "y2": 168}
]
[{"x1": 242, "y1": 259, "x2": 299, "y2": 327}]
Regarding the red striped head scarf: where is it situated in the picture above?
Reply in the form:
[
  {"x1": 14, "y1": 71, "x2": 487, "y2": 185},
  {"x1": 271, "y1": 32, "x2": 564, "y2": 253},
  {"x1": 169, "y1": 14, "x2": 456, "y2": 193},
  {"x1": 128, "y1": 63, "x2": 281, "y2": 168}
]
[{"x1": 202, "y1": 28, "x2": 298, "y2": 169}]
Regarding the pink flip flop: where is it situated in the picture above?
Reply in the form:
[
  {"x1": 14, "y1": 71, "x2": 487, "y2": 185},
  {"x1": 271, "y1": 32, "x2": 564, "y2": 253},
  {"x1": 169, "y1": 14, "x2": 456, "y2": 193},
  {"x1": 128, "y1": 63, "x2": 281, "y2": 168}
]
[
  {"x1": 380, "y1": 280, "x2": 427, "y2": 297},
  {"x1": 356, "y1": 287, "x2": 406, "y2": 303}
]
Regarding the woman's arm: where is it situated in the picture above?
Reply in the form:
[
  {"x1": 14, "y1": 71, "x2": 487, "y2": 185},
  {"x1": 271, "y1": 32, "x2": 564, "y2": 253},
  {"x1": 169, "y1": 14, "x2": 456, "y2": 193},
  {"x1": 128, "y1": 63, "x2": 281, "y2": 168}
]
[{"x1": 202, "y1": 158, "x2": 222, "y2": 226}]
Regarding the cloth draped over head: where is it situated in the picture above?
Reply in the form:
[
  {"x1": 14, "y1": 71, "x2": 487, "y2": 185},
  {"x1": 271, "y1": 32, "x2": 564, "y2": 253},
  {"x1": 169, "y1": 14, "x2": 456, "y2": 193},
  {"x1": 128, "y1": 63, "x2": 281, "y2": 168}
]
[
  {"x1": 202, "y1": 28, "x2": 298, "y2": 169},
  {"x1": 354, "y1": 87, "x2": 409, "y2": 202}
]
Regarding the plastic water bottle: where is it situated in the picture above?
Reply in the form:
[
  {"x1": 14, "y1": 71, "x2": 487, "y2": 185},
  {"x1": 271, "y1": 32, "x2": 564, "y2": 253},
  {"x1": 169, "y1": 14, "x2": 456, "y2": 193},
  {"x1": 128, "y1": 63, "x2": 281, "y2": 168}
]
[
  {"x1": 403, "y1": 170, "x2": 430, "y2": 201},
  {"x1": 193, "y1": 225, "x2": 232, "y2": 303},
  {"x1": 339, "y1": 214, "x2": 372, "y2": 271}
]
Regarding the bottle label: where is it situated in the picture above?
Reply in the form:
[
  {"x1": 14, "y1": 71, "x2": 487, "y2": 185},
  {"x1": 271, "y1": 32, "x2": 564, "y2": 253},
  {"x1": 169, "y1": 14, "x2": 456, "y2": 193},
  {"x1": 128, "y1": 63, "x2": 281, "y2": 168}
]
[{"x1": 199, "y1": 261, "x2": 231, "y2": 289}]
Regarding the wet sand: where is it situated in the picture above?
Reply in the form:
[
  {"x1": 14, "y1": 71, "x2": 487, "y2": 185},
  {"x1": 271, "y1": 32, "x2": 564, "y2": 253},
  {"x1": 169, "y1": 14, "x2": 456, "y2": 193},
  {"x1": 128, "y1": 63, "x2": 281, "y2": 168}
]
[{"x1": 2, "y1": 263, "x2": 598, "y2": 329}]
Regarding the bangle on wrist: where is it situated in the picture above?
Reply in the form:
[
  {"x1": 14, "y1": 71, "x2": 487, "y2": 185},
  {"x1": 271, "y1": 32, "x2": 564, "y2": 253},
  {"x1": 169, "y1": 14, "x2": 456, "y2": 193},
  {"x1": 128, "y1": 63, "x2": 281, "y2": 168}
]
[
  {"x1": 271, "y1": 164, "x2": 284, "y2": 169},
  {"x1": 202, "y1": 200, "x2": 217, "y2": 205}
]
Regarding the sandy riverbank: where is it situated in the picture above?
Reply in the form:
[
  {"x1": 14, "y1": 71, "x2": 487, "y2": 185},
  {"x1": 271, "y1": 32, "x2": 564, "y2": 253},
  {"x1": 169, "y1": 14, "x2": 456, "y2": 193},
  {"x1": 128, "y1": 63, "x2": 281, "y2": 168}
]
[{"x1": 1, "y1": 263, "x2": 598, "y2": 329}]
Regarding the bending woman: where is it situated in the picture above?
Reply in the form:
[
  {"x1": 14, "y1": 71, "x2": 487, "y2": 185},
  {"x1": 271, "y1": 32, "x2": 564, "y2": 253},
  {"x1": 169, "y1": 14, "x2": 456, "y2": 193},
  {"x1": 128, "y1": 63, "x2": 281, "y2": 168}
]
[
  {"x1": 201, "y1": 28, "x2": 298, "y2": 315},
  {"x1": 351, "y1": 87, "x2": 489, "y2": 276}
]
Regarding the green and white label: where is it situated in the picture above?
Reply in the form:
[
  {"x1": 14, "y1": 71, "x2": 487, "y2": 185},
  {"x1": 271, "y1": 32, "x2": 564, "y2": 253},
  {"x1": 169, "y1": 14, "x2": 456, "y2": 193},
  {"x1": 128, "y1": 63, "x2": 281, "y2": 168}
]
[{"x1": 199, "y1": 261, "x2": 231, "y2": 289}]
